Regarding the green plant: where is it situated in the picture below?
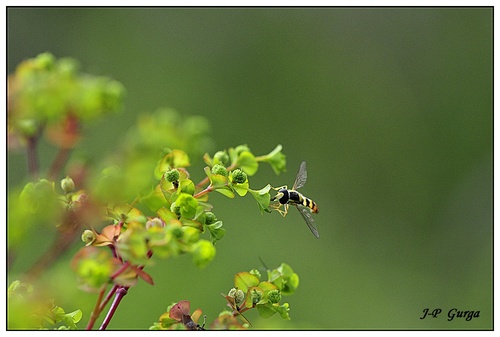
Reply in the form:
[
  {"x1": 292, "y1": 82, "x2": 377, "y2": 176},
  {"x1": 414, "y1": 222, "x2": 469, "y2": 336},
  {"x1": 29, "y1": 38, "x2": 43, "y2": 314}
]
[{"x1": 8, "y1": 53, "x2": 298, "y2": 330}]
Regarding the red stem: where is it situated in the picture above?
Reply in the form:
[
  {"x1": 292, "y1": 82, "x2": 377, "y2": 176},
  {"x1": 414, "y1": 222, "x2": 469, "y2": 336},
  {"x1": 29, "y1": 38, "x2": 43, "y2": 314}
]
[
  {"x1": 99, "y1": 286, "x2": 128, "y2": 330},
  {"x1": 193, "y1": 185, "x2": 213, "y2": 199},
  {"x1": 110, "y1": 261, "x2": 130, "y2": 280},
  {"x1": 98, "y1": 284, "x2": 119, "y2": 313},
  {"x1": 48, "y1": 147, "x2": 71, "y2": 181},
  {"x1": 26, "y1": 136, "x2": 39, "y2": 179},
  {"x1": 86, "y1": 286, "x2": 106, "y2": 330}
]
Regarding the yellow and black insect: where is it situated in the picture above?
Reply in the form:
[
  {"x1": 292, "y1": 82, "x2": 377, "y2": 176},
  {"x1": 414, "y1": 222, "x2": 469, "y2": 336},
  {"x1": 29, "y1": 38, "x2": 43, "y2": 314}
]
[{"x1": 270, "y1": 161, "x2": 320, "y2": 239}]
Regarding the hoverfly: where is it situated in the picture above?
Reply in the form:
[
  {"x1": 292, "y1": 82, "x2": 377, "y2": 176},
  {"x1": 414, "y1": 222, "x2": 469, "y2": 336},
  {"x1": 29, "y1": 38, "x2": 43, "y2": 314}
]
[{"x1": 270, "y1": 161, "x2": 320, "y2": 239}]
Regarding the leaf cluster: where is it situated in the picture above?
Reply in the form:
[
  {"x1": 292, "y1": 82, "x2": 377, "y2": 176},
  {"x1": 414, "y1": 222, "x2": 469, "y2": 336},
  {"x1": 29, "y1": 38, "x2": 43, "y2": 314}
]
[
  {"x1": 8, "y1": 52, "x2": 124, "y2": 147},
  {"x1": 8, "y1": 280, "x2": 82, "y2": 330},
  {"x1": 150, "y1": 262, "x2": 299, "y2": 330}
]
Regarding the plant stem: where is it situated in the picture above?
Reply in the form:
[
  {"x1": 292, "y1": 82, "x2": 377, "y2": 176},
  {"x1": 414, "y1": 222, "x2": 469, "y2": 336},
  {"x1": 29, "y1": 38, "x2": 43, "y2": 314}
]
[
  {"x1": 193, "y1": 185, "x2": 213, "y2": 199},
  {"x1": 99, "y1": 286, "x2": 128, "y2": 330},
  {"x1": 196, "y1": 176, "x2": 210, "y2": 188},
  {"x1": 98, "y1": 284, "x2": 119, "y2": 313},
  {"x1": 48, "y1": 147, "x2": 71, "y2": 181},
  {"x1": 86, "y1": 286, "x2": 106, "y2": 330},
  {"x1": 110, "y1": 261, "x2": 130, "y2": 280},
  {"x1": 26, "y1": 136, "x2": 39, "y2": 179},
  {"x1": 94, "y1": 251, "x2": 152, "y2": 329}
]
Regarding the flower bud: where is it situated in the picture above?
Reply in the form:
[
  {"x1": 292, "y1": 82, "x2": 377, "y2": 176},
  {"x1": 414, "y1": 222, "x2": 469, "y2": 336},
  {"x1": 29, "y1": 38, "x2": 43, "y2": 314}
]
[
  {"x1": 230, "y1": 169, "x2": 247, "y2": 184},
  {"x1": 228, "y1": 288, "x2": 245, "y2": 307},
  {"x1": 170, "y1": 225, "x2": 184, "y2": 239},
  {"x1": 34, "y1": 52, "x2": 55, "y2": 70},
  {"x1": 211, "y1": 164, "x2": 228, "y2": 177},
  {"x1": 267, "y1": 289, "x2": 282, "y2": 304},
  {"x1": 60, "y1": 176, "x2": 75, "y2": 193},
  {"x1": 234, "y1": 145, "x2": 251, "y2": 156},
  {"x1": 146, "y1": 217, "x2": 165, "y2": 229},
  {"x1": 164, "y1": 168, "x2": 180, "y2": 183},
  {"x1": 81, "y1": 229, "x2": 96, "y2": 246},
  {"x1": 204, "y1": 212, "x2": 217, "y2": 225},
  {"x1": 213, "y1": 151, "x2": 230, "y2": 166},
  {"x1": 249, "y1": 268, "x2": 261, "y2": 279},
  {"x1": 228, "y1": 287, "x2": 237, "y2": 298},
  {"x1": 17, "y1": 119, "x2": 38, "y2": 137},
  {"x1": 235, "y1": 289, "x2": 245, "y2": 306},
  {"x1": 170, "y1": 202, "x2": 181, "y2": 218},
  {"x1": 250, "y1": 288, "x2": 263, "y2": 305}
]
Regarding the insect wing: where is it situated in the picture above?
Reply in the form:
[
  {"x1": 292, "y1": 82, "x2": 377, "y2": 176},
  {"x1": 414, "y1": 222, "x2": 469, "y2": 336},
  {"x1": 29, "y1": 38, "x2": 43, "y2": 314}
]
[
  {"x1": 295, "y1": 204, "x2": 320, "y2": 239},
  {"x1": 292, "y1": 161, "x2": 308, "y2": 190}
]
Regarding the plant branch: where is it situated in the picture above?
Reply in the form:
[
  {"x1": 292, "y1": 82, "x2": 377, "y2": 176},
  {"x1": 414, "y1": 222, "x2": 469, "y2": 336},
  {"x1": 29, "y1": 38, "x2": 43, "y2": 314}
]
[
  {"x1": 94, "y1": 251, "x2": 153, "y2": 329},
  {"x1": 193, "y1": 185, "x2": 213, "y2": 199},
  {"x1": 196, "y1": 176, "x2": 210, "y2": 188},
  {"x1": 86, "y1": 286, "x2": 106, "y2": 330},
  {"x1": 98, "y1": 284, "x2": 119, "y2": 313},
  {"x1": 110, "y1": 261, "x2": 130, "y2": 280},
  {"x1": 48, "y1": 147, "x2": 72, "y2": 181},
  {"x1": 99, "y1": 286, "x2": 128, "y2": 330}
]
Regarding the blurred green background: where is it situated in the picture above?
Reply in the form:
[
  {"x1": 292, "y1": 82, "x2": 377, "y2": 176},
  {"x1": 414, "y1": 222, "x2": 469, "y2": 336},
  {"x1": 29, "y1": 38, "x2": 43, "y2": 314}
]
[{"x1": 7, "y1": 7, "x2": 492, "y2": 330}]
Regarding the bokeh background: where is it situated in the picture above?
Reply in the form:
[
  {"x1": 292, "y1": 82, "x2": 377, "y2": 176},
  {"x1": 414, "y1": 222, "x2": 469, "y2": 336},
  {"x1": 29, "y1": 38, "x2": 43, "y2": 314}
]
[{"x1": 7, "y1": 7, "x2": 492, "y2": 330}]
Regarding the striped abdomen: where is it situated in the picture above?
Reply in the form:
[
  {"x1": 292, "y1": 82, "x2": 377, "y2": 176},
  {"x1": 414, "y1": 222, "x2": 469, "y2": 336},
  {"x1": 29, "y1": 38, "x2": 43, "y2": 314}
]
[{"x1": 288, "y1": 190, "x2": 319, "y2": 213}]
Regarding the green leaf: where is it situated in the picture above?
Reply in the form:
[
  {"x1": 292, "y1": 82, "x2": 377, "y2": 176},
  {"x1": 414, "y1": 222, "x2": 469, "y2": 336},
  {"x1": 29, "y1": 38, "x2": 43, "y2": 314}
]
[
  {"x1": 257, "y1": 144, "x2": 287, "y2": 175},
  {"x1": 176, "y1": 193, "x2": 198, "y2": 219},
  {"x1": 268, "y1": 263, "x2": 300, "y2": 295},
  {"x1": 60, "y1": 309, "x2": 83, "y2": 329},
  {"x1": 236, "y1": 151, "x2": 259, "y2": 176},
  {"x1": 141, "y1": 185, "x2": 168, "y2": 212},
  {"x1": 205, "y1": 220, "x2": 226, "y2": 244},
  {"x1": 282, "y1": 272, "x2": 300, "y2": 295},
  {"x1": 256, "y1": 303, "x2": 277, "y2": 319},
  {"x1": 156, "y1": 207, "x2": 178, "y2": 223},
  {"x1": 232, "y1": 180, "x2": 249, "y2": 197},
  {"x1": 155, "y1": 149, "x2": 190, "y2": 179},
  {"x1": 234, "y1": 272, "x2": 260, "y2": 293},
  {"x1": 274, "y1": 302, "x2": 291, "y2": 320},
  {"x1": 248, "y1": 185, "x2": 271, "y2": 213},
  {"x1": 277, "y1": 262, "x2": 294, "y2": 278},
  {"x1": 178, "y1": 179, "x2": 195, "y2": 196},
  {"x1": 19, "y1": 179, "x2": 61, "y2": 220},
  {"x1": 258, "y1": 281, "x2": 278, "y2": 292},
  {"x1": 203, "y1": 152, "x2": 213, "y2": 167},
  {"x1": 214, "y1": 186, "x2": 235, "y2": 198}
]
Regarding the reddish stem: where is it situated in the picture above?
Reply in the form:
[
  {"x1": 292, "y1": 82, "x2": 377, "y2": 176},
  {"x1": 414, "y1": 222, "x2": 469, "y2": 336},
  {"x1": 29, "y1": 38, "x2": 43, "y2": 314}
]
[
  {"x1": 99, "y1": 286, "x2": 128, "y2": 330},
  {"x1": 48, "y1": 147, "x2": 71, "y2": 181},
  {"x1": 110, "y1": 261, "x2": 130, "y2": 280},
  {"x1": 196, "y1": 176, "x2": 210, "y2": 188},
  {"x1": 98, "y1": 284, "x2": 119, "y2": 313},
  {"x1": 86, "y1": 286, "x2": 106, "y2": 330},
  {"x1": 193, "y1": 185, "x2": 213, "y2": 199}
]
